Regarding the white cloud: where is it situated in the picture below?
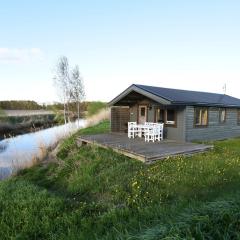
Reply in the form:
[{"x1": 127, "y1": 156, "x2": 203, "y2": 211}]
[{"x1": 0, "y1": 48, "x2": 44, "y2": 63}]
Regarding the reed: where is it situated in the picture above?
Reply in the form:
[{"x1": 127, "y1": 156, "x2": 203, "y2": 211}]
[
  {"x1": 85, "y1": 108, "x2": 110, "y2": 127},
  {"x1": 11, "y1": 143, "x2": 49, "y2": 174}
]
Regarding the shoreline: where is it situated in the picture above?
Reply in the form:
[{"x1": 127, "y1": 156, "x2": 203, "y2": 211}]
[{"x1": 0, "y1": 121, "x2": 59, "y2": 140}]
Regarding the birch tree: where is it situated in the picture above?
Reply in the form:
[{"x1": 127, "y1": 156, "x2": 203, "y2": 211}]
[
  {"x1": 70, "y1": 65, "x2": 85, "y2": 123},
  {"x1": 53, "y1": 56, "x2": 70, "y2": 124}
]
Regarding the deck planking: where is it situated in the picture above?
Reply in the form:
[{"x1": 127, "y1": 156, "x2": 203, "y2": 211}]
[{"x1": 77, "y1": 133, "x2": 213, "y2": 163}]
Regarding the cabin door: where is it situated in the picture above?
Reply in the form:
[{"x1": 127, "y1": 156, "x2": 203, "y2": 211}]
[{"x1": 138, "y1": 105, "x2": 147, "y2": 124}]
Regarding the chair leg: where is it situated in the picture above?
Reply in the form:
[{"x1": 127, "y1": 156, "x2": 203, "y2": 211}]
[{"x1": 128, "y1": 130, "x2": 135, "y2": 139}]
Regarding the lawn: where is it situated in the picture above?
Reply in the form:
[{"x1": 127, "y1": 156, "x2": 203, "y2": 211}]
[{"x1": 0, "y1": 120, "x2": 240, "y2": 239}]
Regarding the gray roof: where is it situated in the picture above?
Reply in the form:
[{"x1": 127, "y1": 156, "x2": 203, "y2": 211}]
[
  {"x1": 135, "y1": 84, "x2": 240, "y2": 107},
  {"x1": 109, "y1": 84, "x2": 240, "y2": 107}
]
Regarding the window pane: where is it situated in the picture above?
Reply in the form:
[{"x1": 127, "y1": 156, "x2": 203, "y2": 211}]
[
  {"x1": 160, "y1": 109, "x2": 165, "y2": 122},
  {"x1": 220, "y1": 109, "x2": 226, "y2": 123},
  {"x1": 155, "y1": 108, "x2": 164, "y2": 123},
  {"x1": 201, "y1": 109, "x2": 208, "y2": 125},
  {"x1": 166, "y1": 109, "x2": 175, "y2": 124},
  {"x1": 195, "y1": 107, "x2": 208, "y2": 126},
  {"x1": 140, "y1": 107, "x2": 145, "y2": 116},
  {"x1": 195, "y1": 108, "x2": 201, "y2": 125}
]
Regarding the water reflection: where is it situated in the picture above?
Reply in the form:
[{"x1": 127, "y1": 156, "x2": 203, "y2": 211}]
[
  {"x1": 0, "y1": 119, "x2": 86, "y2": 179},
  {"x1": 0, "y1": 142, "x2": 8, "y2": 153}
]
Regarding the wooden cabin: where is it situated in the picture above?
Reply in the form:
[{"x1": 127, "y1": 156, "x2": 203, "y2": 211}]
[{"x1": 109, "y1": 84, "x2": 240, "y2": 141}]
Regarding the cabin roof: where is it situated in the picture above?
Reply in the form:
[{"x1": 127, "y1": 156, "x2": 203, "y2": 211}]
[{"x1": 109, "y1": 84, "x2": 240, "y2": 107}]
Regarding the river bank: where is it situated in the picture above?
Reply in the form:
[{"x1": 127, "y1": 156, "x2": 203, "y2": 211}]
[
  {"x1": 0, "y1": 108, "x2": 110, "y2": 180},
  {"x1": 0, "y1": 113, "x2": 58, "y2": 139},
  {"x1": 0, "y1": 103, "x2": 108, "y2": 140},
  {"x1": 0, "y1": 119, "x2": 86, "y2": 179}
]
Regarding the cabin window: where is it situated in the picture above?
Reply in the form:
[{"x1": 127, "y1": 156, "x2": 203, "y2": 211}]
[
  {"x1": 238, "y1": 110, "x2": 240, "y2": 125},
  {"x1": 166, "y1": 109, "x2": 176, "y2": 125},
  {"x1": 155, "y1": 108, "x2": 165, "y2": 123},
  {"x1": 155, "y1": 108, "x2": 176, "y2": 126},
  {"x1": 194, "y1": 107, "x2": 208, "y2": 127},
  {"x1": 219, "y1": 108, "x2": 226, "y2": 123}
]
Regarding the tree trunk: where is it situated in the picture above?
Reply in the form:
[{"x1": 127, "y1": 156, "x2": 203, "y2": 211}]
[
  {"x1": 63, "y1": 102, "x2": 67, "y2": 124},
  {"x1": 66, "y1": 102, "x2": 70, "y2": 123},
  {"x1": 77, "y1": 101, "x2": 80, "y2": 126}
]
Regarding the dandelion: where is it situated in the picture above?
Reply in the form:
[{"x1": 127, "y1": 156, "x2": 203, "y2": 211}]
[{"x1": 132, "y1": 181, "x2": 138, "y2": 187}]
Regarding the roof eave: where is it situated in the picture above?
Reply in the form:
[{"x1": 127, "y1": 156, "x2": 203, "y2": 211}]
[
  {"x1": 108, "y1": 85, "x2": 172, "y2": 106},
  {"x1": 171, "y1": 101, "x2": 240, "y2": 108}
]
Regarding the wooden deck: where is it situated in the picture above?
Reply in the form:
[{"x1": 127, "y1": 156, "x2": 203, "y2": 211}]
[{"x1": 77, "y1": 133, "x2": 213, "y2": 163}]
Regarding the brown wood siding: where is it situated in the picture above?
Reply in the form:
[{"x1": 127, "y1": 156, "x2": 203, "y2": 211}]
[{"x1": 111, "y1": 107, "x2": 130, "y2": 133}]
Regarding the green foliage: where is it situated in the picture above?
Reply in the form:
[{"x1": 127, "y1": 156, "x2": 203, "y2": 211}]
[
  {"x1": 0, "y1": 108, "x2": 7, "y2": 121},
  {"x1": 1, "y1": 121, "x2": 240, "y2": 239},
  {"x1": 87, "y1": 101, "x2": 107, "y2": 116},
  {"x1": 0, "y1": 100, "x2": 43, "y2": 110},
  {"x1": 56, "y1": 133, "x2": 78, "y2": 160},
  {"x1": 0, "y1": 108, "x2": 6, "y2": 117},
  {"x1": 46, "y1": 101, "x2": 88, "y2": 113},
  {"x1": 57, "y1": 120, "x2": 110, "y2": 159},
  {"x1": 4, "y1": 114, "x2": 55, "y2": 125},
  {"x1": 78, "y1": 120, "x2": 110, "y2": 135},
  {"x1": 0, "y1": 100, "x2": 106, "y2": 118}
]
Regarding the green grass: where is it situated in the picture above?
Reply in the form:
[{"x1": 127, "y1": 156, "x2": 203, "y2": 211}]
[
  {"x1": 1, "y1": 120, "x2": 240, "y2": 239},
  {"x1": 87, "y1": 101, "x2": 107, "y2": 116}
]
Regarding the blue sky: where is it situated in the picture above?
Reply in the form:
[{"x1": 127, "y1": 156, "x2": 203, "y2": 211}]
[{"x1": 0, "y1": 0, "x2": 240, "y2": 102}]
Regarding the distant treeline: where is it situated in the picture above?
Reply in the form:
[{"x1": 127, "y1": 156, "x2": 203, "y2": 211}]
[
  {"x1": 0, "y1": 101, "x2": 43, "y2": 110},
  {"x1": 46, "y1": 102, "x2": 88, "y2": 112},
  {"x1": 0, "y1": 101, "x2": 107, "y2": 116}
]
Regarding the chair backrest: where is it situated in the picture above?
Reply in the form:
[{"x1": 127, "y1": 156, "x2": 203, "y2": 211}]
[
  {"x1": 153, "y1": 124, "x2": 160, "y2": 133},
  {"x1": 153, "y1": 124, "x2": 163, "y2": 134},
  {"x1": 147, "y1": 127, "x2": 155, "y2": 134},
  {"x1": 128, "y1": 122, "x2": 136, "y2": 128},
  {"x1": 158, "y1": 123, "x2": 164, "y2": 129}
]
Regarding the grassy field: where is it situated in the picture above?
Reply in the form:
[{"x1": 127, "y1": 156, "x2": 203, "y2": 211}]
[
  {"x1": 87, "y1": 101, "x2": 107, "y2": 116},
  {"x1": 0, "y1": 120, "x2": 240, "y2": 239}
]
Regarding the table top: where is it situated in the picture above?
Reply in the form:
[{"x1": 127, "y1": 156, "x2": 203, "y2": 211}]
[{"x1": 135, "y1": 124, "x2": 154, "y2": 129}]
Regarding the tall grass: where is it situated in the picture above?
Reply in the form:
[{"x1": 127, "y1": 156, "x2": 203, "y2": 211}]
[
  {"x1": 86, "y1": 108, "x2": 110, "y2": 127},
  {"x1": 11, "y1": 142, "x2": 49, "y2": 175},
  {"x1": 87, "y1": 101, "x2": 107, "y2": 117}
]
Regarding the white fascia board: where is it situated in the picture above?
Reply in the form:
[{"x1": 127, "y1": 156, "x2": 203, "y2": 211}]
[{"x1": 108, "y1": 85, "x2": 171, "y2": 106}]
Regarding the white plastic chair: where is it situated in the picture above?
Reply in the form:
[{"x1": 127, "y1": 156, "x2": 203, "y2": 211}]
[
  {"x1": 128, "y1": 122, "x2": 137, "y2": 138},
  {"x1": 154, "y1": 123, "x2": 164, "y2": 141},
  {"x1": 144, "y1": 126, "x2": 155, "y2": 142}
]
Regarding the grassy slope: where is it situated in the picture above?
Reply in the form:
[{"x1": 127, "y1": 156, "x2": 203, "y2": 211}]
[
  {"x1": 87, "y1": 101, "x2": 107, "y2": 117},
  {"x1": 1, "y1": 120, "x2": 240, "y2": 239}
]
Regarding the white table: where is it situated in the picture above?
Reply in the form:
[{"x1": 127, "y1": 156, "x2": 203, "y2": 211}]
[{"x1": 128, "y1": 123, "x2": 164, "y2": 141}]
